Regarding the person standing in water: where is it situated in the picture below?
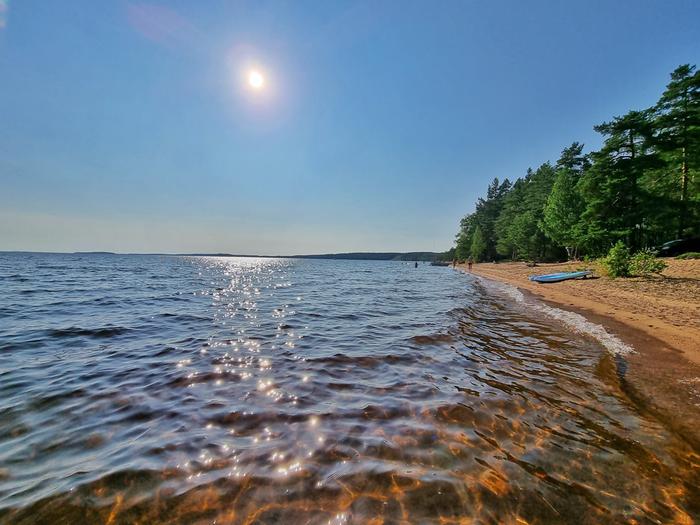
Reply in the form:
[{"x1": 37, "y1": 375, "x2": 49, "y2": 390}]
[
  {"x1": 467, "y1": 258, "x2": 473, "y2": 271},
  {"x1": 414, "y1": 261, "x2": 418, "y2": 268}
]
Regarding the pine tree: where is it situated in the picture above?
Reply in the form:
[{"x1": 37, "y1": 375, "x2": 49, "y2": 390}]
[
  {"x1": 524, "y1": 163, "x2": 558, "y2": 259},
  {"x1": 493, "y1": 164, "x2": 557, "y2": 260},
  {"x1": 542, "y1": 143, "x2": 589, "y2": 258},
  {"x1": 653, "y1": 64, "x2": 700, "y2": 237},
  {"x1": 510, "y1": 211, "x2": 540, "y2": 262},
  {"x1": 543, "y1": 170, "x2": 585, "y2": 258},
  {"x1": 556, "y1": 142, "x2": 590, "y2": 174},
  {"x1": 580, "y1": 110, "x2": 659, "y2": 252},
  {"x1": 495, "y1": 178, "x2": 527, "y2": 259},
  {"x1": 471, "y1": 178, "x2": 512, "y2": 260},
  {"x1": 452, "y1": 64, "x2": 698, "y2": 260}
]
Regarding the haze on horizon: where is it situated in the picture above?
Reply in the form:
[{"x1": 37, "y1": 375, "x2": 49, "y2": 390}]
[{"x1": 1, "y1": 1, "x2": 699, "y2": 255}]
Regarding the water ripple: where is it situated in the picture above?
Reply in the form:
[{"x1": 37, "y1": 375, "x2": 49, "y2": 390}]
[{"x1": 0, "y1": 253, "x2": 698, "y2": 524}]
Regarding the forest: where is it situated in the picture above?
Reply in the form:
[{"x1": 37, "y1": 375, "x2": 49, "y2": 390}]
[{"x1": 452, "y1": 64, "x2": 700, "y2": 262}]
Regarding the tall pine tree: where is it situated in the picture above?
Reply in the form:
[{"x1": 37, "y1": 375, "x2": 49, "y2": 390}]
[
  {"x1": 653, "y1": 64, "x2": 700, "y2": 237},
  {"x1": 580, "y1": 110, "x2": 659, "y2": 252},
  {"x1": 543, "y1": 143, "x2": 589, "y2": 258}
]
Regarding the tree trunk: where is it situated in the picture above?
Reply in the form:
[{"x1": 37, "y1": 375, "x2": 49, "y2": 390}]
[
  {"x1": 678, "y1": 146, "x2": 688, "y2": 238},
  {"x1": 628, "y1": 129, "x2": 640, "y2": 250}
]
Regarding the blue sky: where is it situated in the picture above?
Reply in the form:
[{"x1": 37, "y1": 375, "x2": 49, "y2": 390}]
[{"x1": 1, "y1": 1, "x2": 698, "y2": 254}]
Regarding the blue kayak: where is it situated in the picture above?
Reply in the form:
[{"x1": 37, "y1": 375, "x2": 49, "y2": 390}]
[{"x1": 528, "y1": 270, "x2": 592, "y2": 283}]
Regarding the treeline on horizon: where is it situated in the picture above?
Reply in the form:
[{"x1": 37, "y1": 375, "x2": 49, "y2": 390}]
[
  {"x1": 294, "y1": 252, "x2": 439, "y2": 261},
  {"x1": 451, "y1": 64, "x2": 700, "y2": 262}
]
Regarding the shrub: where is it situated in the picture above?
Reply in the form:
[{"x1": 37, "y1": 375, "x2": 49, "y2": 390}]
[
  {"x1": 676, "y1": 252, "x2": 700, "y2": 260},
  {"x1": 602, "y1": 241, "x2": 631, "y2": 278},
  {"x1": 630, "y1": 249, "x2": 667, "y2": 276}
]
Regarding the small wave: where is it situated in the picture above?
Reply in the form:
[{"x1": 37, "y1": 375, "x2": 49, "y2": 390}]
[
  {"x1": 0, "y1": 339, "x2": 45, "y2": 352},
  {"x1": 206, "y1": 410, "x2": 307, "y2": 430},
  {"x1": 3, "y1": 274, "x2": 30, "y2": 282},
  {"x1": 20, "y1": 289, "x2": 48, "y2": 295},
  {"x1": 410, "y1": 334, "x2": 455, "y2": 345},
  {"x1": 152, "y1": 313, "x2": 211, "y2": 322},
  {"x1": 307, "y1": 353, "x2": 416, "y2": 367},
  {"x1": 46, "y1": 326, "x2": 130, "y2": 339},
  {"x1": 4, "y1": 253, "x2": 697, "y2": 523},
  {"x1": 477, "y1": 278, "x2": 634, "y2": 356}
]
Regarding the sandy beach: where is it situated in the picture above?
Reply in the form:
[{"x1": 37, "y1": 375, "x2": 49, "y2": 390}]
[{"x1": 457, "y1": 259, "x2": 700, "y2": 449}]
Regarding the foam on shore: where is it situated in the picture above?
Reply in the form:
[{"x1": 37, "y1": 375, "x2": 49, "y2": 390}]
[{"x1": 477, "y1": 276, "x2": 635, "y2": 356}]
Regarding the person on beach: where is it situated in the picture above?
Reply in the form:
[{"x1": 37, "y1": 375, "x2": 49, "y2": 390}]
[{"x1": 468, "y1": 258, "x2": 473, "y2": 271}]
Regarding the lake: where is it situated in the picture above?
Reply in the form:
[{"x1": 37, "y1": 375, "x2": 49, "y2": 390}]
[{"x1": 0, "y1": 253, "x2": 697, "y2": 524}]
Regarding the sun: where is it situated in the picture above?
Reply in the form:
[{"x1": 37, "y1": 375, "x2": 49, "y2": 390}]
[{"x1": 248, "y1": 70, "x2": 265, "y2": 90}]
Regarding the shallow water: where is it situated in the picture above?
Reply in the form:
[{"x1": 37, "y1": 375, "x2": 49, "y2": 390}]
[{"x1": 0, "y1": 253, "x2": 698, "y2": 524}]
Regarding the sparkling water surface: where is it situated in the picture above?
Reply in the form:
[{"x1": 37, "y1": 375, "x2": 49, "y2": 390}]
[{"x1": 0, "y1": 253, "x2": 698, "y2": 524}]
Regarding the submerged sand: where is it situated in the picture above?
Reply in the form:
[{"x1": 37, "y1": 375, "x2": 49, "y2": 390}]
[{"x1": 456, "y1": 259, "x2": 700, "y2": 449}]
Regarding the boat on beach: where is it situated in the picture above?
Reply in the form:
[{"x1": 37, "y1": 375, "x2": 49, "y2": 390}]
[{"x1": 528, "y1": 270, "x2": 592, "y2": 283}]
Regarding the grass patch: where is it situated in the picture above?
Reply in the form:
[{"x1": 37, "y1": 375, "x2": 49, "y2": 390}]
[{"x1": 676, "y1": 252, "x2": 700, "y2": 260}]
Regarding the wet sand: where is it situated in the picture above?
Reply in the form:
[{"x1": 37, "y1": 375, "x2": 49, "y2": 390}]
[{"x1": 456, "y1": 259, "x2": 700, "y2": 449}]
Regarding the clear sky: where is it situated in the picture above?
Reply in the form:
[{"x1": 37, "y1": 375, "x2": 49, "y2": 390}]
[{"x1": 1, "y1": 1, "x2": 698, "y2": 254}]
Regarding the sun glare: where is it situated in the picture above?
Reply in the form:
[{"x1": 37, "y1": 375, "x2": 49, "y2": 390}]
[{"x1": 248, "y1": 70, "x2": 265, "y2": 90}]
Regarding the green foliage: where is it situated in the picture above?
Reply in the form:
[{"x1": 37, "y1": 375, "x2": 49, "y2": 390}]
[
  {"x1": 629, "y1": 249, "x2": 667, "y2": 276},
  {"x1": 494, "y1": 163, "x2": 558, "y2": 260},
  {"x1": 455, "y1": 214, "x2": 475, "y2": 260},
  {"x1": 542, "y1": 169, "x2": 585, "y2": 256},
  {"x1": 452, "y1": 64, "x2": 700, "y2": 261},
  {"x1": 470, "y1": 225, "x2": 487, "y2": 262},
  {"x1": 602, "y1": 241, "x2": 631, "y2": 278},
  {"x1": 495, "y1": 178, "x2": 528, "y2": 258},
  {"x1": 556, "y1": 142, "x2": 591, "y2": 173},
  {"x1": 438, "y1": 247, "x2": 456, "y2": 262},
  {"x1": 676, "y1": 252, "x2": 700, "y2": 260},
  {"x1": 470, "y1": 178, "x2": 512, "y2": 260},
  {"x1": 580, "y1": 110, "x2": 661, "y2": 252},
  {"x1": 654, "y1": 64, "x2": 700, "y2": 238},
  {"x1": 509, "y1": 211, "x2": 540, "y2": 261}
]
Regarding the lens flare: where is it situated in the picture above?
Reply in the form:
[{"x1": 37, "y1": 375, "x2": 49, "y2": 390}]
[{"x1": 0, "y1": 0, "x2": 8, "y2": 29}]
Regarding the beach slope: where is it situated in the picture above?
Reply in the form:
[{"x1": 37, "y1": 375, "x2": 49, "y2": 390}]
[{"x1": 457, "y1": 259, "x2": 700, "y2": 448}]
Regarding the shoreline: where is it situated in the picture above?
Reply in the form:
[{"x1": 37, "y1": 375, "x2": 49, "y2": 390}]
[{"x1": 456, "y1": 260, "x2": 700, "y2": 450}]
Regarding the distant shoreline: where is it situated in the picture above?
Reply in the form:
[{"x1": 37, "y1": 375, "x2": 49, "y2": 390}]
[
  {"x1": 457, "y1": 260, "x2": 700, "y2": 450},
  {"x1": 0, "y1": 251, "x2": 445, "y2": 262}
]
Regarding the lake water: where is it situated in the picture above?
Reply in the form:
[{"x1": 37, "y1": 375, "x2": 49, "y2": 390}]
[{"x1": 0, "y1": 253, "x2": 698, "y2": 524}]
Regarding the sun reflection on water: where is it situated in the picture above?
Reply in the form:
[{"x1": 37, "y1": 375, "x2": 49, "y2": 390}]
[{"x1": 0, "y1": 255, "x2": 699, "y2": 523}]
